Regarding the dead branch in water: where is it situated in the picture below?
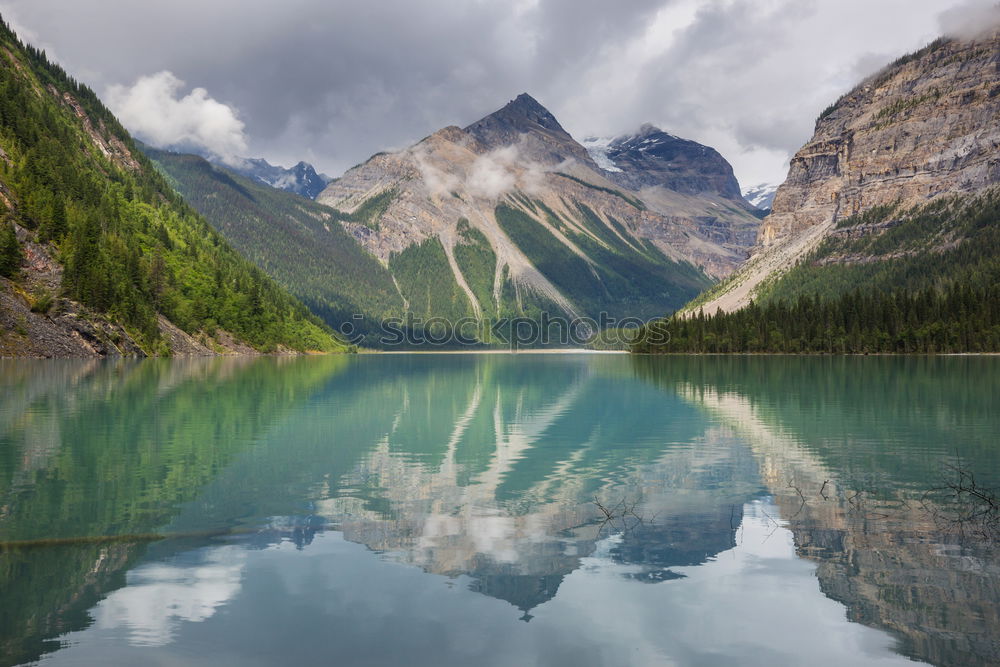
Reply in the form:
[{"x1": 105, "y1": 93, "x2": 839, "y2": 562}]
[
  {"x1": 786, "y1": 481, "x2": 806, "y2": 519},
  {"x1": 921, "y1": 464, "x2": 999, "y2": 542},
  {"x1": 593, "y1": 496, "x2": 652, "y2": 537}
]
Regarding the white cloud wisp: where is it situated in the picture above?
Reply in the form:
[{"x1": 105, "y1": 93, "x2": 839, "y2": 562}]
[{"x1": 106, "y1": 71, "x2": 248, "y2": 165}]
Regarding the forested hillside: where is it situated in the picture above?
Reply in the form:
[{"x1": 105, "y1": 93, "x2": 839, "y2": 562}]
[
  {"x1": 146, "y1": 148, "x2": 403, "y2": 345},
  {"x1": 633, "y1": 189, "x2": 1000, "y2": 353},
  {"x1": 0, "y1": 18, "x2": 345, "y2": 355}
]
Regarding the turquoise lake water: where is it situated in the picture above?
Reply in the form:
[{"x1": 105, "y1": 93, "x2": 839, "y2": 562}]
[{"x1": 1, "y1": 354, "x2": 998, "y2": 666}]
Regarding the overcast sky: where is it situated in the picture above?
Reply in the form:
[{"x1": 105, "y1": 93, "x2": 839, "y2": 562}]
[{"x1": 2, "y1": 0, "x2": 997, "y2": 189}]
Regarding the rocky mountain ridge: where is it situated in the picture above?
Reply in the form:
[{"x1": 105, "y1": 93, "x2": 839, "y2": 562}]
[{"x1": 695, "y1": 29, "x2": 1000, "y2": 314}]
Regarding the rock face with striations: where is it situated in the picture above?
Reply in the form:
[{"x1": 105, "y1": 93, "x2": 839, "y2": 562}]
[
  {"x1": 695, "y1": 29, "x2": 1000, "y2": 314},
  {"x1": 762, "y1": 31, "x2": 1000, "y2": 246}
]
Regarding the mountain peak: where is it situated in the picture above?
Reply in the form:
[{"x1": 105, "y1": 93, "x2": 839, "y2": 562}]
[
  {"x1": 507, "y1": 92, "x2": 547, "y2": 112},
  {"x1": 614, "y1": 124, "x2": 680, "y2": 145},
  {"x1": 504, "y1": 93, "x2": 561, "y2": 132},
  {"x1": 602, "y1": 127, "x2": 745, "y2": 200},
  {"x1": 464, "y1": 93, "x2": 568, "y2": 143},
  {"x1": 635, "y1": 123, "x2": 664, "y2": 137},
  {"x1": 461, "y1": 92, "x2": 595, "y2": 167}
]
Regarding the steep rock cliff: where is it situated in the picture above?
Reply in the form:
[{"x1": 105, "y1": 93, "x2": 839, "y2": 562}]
[{"x1": 696, "y1": 29, "x2": 1000, "y2": 314}]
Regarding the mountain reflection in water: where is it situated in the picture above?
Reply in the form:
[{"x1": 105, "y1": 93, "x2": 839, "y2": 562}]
[{"x1": 0, "y1": 354, "x2": 997, "y2": 666}]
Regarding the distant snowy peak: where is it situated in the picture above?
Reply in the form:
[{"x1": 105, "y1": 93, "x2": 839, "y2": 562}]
[
  {"x1": 610, "y1": 124, "x2": 683, "y2": 152},
  {"x1": 593, "y1": 124, "x2": 745, "y2": 200},
  {"x1": 742, "y1": 183, "x2": 779, "y2": 211},
  {"x1": 581, "y1": 125, "x2": 689, "y2": 174},
  {"x1": 580, "y1": 136, "x2": 623, "y2": 172},
  {"x1": 221, "y1": 157, "x2": 332, "y2": 200}
]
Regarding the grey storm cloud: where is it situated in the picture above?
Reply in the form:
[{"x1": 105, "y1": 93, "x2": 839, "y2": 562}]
[
  {"x1": 939, "y1": 0, "x2": 1000, "y2": 38},
  {"x1": 1, "y1": 0, "x2": 996, "y2": 188}
]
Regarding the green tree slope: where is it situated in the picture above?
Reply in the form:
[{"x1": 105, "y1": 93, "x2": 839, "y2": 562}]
[
  {"x1": 633, "y1": 189, "x2": 1000, "y2": 353},
  {"x1": 0, "y1": 18, "x2": 343, "y2": 354},
  {"x1": 145, "y1": 148, "x2": 403, "y2": 344}
]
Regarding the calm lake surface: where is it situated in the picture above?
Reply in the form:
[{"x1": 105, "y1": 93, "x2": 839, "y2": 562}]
[{"x1": 0, "y1": 354, "x2": 998, "y2": 666}]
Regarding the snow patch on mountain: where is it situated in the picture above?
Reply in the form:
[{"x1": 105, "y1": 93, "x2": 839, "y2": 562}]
[{"x1": 742, "y1": 183, "x2": 779, "y2": 210}]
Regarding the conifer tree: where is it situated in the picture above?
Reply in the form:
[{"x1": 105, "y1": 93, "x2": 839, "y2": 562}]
[{"x1": 0, "y1": 219, "x2": 21, "y2": 277}]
